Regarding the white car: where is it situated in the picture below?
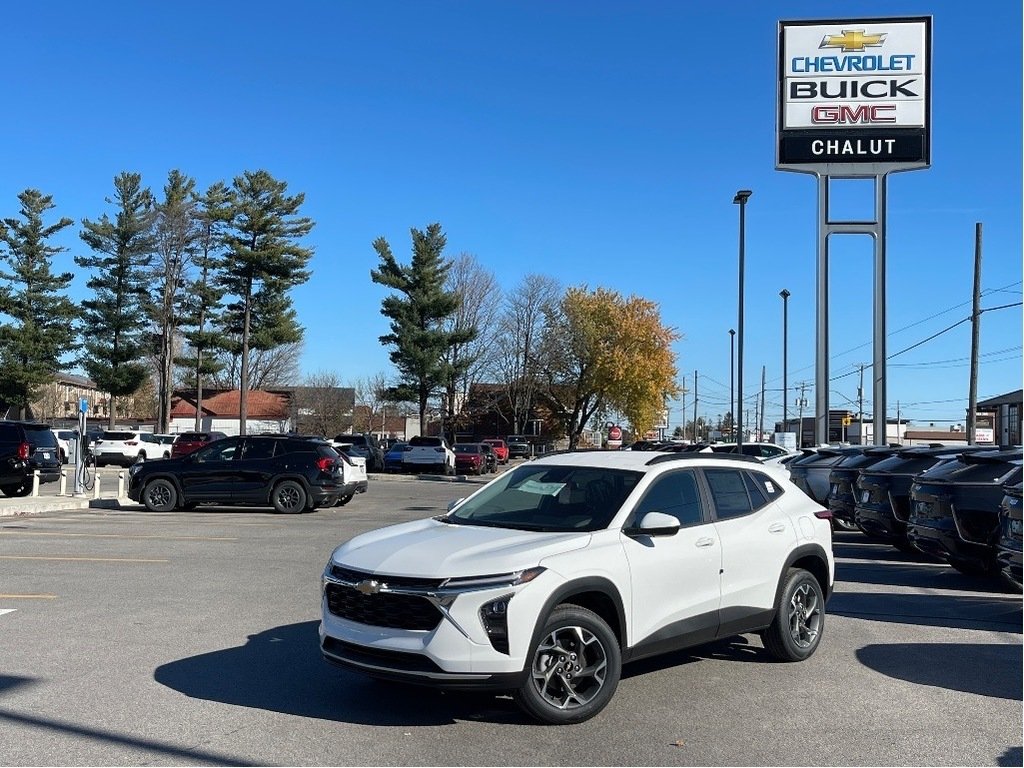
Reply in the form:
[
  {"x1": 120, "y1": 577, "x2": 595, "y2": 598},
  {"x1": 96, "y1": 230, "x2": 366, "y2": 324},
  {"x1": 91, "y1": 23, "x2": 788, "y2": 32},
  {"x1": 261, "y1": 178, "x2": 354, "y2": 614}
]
[
  {"x1": 331, "y1": 442, "x2": 368, "y2": 506},
  {"x1": 92, "y1": 430, "x2": 162, "y2": 466},
  {"x1": 320, "y1": 450, "x2": 834, "y2": 724},
  {"x1": 52, "y1": 429, "x2": 76, "y2": 464},
  {"x1": 401, "y1": 435, "x2": 455, "y2": 474}
]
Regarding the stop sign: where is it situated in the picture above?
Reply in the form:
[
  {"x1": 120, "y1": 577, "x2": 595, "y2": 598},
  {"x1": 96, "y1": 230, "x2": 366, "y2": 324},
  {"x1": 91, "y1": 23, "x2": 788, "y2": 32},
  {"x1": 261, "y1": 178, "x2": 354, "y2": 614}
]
[{"x1": 608, "y1": 426, "x2": 622, "y2": 441}]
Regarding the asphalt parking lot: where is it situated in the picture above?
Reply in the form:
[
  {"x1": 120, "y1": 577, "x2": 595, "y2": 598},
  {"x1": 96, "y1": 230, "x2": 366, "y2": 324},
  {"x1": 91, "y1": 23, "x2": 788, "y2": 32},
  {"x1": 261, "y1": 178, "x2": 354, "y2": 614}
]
[{"x1": 0, "y1": 477, "x2": 1020, "y2": 766}]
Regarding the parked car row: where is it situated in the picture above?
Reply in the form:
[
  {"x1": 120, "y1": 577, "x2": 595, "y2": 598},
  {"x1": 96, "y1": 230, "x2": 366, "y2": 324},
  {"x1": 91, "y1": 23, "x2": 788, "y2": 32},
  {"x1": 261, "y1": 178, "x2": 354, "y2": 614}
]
[
  {"x1": 379, "y1": 436, "x2": 514, "y2": 475},
  {"x1": 785, "y1": 444, "x2": 1023, "y2": 589}
]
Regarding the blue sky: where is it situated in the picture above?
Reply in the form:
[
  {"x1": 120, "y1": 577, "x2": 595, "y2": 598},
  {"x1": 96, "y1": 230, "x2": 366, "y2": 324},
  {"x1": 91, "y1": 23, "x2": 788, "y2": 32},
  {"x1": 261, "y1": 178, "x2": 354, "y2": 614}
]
[{"x1": 2, "y1": 1, "x2": 1020, "y2": 432}]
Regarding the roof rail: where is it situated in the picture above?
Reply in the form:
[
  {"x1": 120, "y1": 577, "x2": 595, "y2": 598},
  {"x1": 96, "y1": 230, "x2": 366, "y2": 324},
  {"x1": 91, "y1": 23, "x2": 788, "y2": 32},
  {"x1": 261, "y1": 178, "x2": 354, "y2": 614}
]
[{"x1": 645, "y1": 452, "x2": 762, "y2": 466}]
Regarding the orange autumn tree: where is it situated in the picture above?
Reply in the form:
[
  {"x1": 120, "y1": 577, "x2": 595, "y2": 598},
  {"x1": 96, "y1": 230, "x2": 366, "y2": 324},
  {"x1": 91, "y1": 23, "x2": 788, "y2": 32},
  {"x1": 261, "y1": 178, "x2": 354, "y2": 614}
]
[{"x1": 539, "y1": 286, "x2": 680, "y2": 448}]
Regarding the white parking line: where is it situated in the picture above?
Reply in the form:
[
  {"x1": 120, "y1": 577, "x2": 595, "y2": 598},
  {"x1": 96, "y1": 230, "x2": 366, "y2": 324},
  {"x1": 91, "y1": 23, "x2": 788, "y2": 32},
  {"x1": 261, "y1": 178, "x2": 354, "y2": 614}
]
[{"x1": 0, "y1": 609, "x2": 16, "y2": 618}]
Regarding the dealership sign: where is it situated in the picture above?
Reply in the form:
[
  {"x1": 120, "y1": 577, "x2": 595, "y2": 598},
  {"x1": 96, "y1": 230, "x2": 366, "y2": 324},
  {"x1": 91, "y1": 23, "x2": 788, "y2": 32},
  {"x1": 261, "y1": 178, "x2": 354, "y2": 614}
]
[{"x1": 777, "y1": 16, "x2": 931, "y2": 173}]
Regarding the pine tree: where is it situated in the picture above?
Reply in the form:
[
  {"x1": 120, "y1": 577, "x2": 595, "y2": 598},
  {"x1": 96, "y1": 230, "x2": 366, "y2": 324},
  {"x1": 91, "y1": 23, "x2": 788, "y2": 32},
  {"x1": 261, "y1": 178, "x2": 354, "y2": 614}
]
[
  {"x1": 76, "y1": 172, "x2": 156, "y2": 427},
  {"x1": 0, "y1": 190, "x2": 79, "y2": 418},
  {"x1": 150, "y1": 170, "x2": 200, "y2": 432},
  {"x1": 370, "y1": 223, "x2": 472, "y2": 436},
  {"x1": 176, "y1": 182, "x2": 231, "y2": 430},
  {"x1": 219, "y1": 171, "x2": 313, "y2": 434}
]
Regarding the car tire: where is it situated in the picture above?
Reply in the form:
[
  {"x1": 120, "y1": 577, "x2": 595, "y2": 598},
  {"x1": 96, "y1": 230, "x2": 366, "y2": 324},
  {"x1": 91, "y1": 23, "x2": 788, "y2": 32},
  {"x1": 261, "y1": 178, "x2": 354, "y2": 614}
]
[
  {"x1": 142, "y1": 479, "x2": 178, "y2": 512},
  {"x1": 762, "y1": 567, "x2": 825, "y2": 662},
  {"x1": 1, "y1": 483, "x2": 30, "y2": 498},
  {"x1": 832, "y1": 517, "x2": 858, "y2": 532},
  {"x1": 272, "y1": 480, "x2": 307, "y2": 514},
  {"x1": 513, "y1": 604, "x2": 621, "y2": 725},
  {"x1": 59, "y1": 449, "x2": 67, "y2": 465},
  {"x1": 137, "y1": 452, "x2": 146, "y2": 462},
  {"x1": 336, "y1": 493, "x2": 354, "y2": 507}
]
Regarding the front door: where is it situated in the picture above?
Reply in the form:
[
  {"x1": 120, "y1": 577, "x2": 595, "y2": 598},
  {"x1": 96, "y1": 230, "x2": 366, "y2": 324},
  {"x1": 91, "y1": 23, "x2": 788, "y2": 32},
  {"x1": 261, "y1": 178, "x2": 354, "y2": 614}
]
[
  {"x1": 179, "y1": 437, "x2": 242, "y2": 503},
  {"x1": 619, "y1": 469, "x2": 722, "y2": 656}
]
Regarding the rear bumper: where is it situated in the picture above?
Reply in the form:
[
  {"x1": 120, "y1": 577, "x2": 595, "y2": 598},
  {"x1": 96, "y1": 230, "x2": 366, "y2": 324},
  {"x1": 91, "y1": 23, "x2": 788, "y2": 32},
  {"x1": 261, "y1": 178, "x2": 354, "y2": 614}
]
[{"x1": 854, "y1": 502, "x2": 905, "y2": 539}]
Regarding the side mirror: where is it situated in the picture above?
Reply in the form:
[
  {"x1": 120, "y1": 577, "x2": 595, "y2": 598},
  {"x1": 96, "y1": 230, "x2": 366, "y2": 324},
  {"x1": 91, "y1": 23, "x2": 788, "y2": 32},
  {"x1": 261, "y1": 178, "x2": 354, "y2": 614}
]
[
  {"x1": 447, "y1": 497, "x2": 465, "y2": 512},
  {"x1": 624, "y1": 511, "x2": 680, "y2": 537}
]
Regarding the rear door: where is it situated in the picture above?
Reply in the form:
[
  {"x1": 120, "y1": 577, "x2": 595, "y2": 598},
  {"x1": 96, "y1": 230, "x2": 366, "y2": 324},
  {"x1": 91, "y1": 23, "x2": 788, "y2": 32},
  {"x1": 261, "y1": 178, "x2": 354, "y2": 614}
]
[
  {"x1": 704, "y1": 467, "x2": 798, "y2": 634},
  {"x1": 233, "y1": 438, "x2": 280, "y2": 502}
]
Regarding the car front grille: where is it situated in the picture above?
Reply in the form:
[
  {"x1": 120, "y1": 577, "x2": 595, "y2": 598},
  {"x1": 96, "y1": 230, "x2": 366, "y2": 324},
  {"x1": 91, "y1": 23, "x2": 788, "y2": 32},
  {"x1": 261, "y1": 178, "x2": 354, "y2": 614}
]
[{"x1": 325, "y1": 583, "x2": 442, "y2": 631}]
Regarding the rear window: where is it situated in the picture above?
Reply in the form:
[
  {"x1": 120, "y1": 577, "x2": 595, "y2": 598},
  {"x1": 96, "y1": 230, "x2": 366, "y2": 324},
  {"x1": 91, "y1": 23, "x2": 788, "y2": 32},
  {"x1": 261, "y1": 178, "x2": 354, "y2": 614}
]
[
  {"x1": 28, "y1": 428, "x2": 58, "y2": 448},
  {"x1": 102, "y1": 431, "x2": 137, "y2": 441},
  {"x1": 454, "y1": 444, "x2": 480, "y2": 453},
  {"x1": 0, "y1": 424, "x2": 20, "y2": 440},
  {"x1": 409, "y1": 436, "x2": 442, "y2": 447},
  {"x1": 334, "y1": 435, "x2": 367, "y2": 446}
]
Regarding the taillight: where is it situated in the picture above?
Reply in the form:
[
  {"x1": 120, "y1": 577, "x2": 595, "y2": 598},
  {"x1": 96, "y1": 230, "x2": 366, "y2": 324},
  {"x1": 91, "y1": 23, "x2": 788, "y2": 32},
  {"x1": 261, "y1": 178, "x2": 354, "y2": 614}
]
[
  {"x1": 17, "y1": 442, "x2": 29, "y2": 460},
  {"x1": 814, "y1": 509, "x2": 833, "y2": 520},
  {"x1": 316, "y1": 456, "x2": 335, "y2": 472}
]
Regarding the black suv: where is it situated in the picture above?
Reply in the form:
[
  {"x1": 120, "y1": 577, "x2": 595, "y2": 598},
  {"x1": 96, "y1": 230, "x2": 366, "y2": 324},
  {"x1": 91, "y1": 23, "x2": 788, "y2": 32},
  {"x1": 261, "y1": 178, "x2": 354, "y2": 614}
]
[
  {"x1": 907, "y1": 448, "x2": 1023, "y2": 576},
  {"x1": 0, "y1": 421, "x2": 62, "y2": 497},
  {"x1": 331, "y1": 433, "x2": 385, "y2": 472},
  {"x1": 127, "y1": 435, "x2": 348, "y2": 513}
]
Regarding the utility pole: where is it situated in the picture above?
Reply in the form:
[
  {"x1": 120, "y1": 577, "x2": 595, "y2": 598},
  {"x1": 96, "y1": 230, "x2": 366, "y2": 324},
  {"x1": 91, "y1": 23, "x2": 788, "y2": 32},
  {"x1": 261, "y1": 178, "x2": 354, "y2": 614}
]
[
  {"x1": 897, "y1": 400, "x2": 902, "y2": 445},
  {"x1": 758, "y1": 365, "x2": 766, "y2": 442},
  {"x1": 693, "y1": 370, "x2": 699, "y2": 443},
  {"x1": 967, "y1": 222, "x2": 982, "y2": 443},
  {"x1": 858, "y1": 363, "x2": 865, "y2": 445},
  {"x1": 797, "y1": 382, "x2": 808, "y2": 448},
  {"x1": 680, "y1": 375, "x2": 688, "y2": 440}
]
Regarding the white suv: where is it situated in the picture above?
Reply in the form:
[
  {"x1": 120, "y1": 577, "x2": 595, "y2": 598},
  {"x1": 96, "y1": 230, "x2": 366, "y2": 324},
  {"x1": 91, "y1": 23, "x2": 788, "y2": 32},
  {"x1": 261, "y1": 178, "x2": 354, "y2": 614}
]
[
  {"x1": 320, "y1": 450, "x2": 834, "y2": 724},
  {"x1": 92, "y1": 430, "x2": 161, "y2": 466},
  {"x1": 401, "y1": 435, "x2": 455, "y2": 474}
]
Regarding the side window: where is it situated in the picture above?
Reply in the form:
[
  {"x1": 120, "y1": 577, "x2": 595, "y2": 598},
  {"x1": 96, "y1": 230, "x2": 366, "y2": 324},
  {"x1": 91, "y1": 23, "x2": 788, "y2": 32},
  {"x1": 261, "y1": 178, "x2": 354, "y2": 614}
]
[
  {"x1": 195, "y1": 438, "x2": 240, "y2": 463},
  {"x1": 242, "y1": 438, "x2": 277, "y2": 461},
  {"x1": 631, "y1": 470, "x2": 705, "y2": 527},
  {"x1": 742, "y1": 472, "x2": 769, "y2": 509},
  {"x1": 748, "y1": 471, "x2": 784, "y2": 502},
  {"x1": 705, "y1": 469, "x2": 755, "y2": 520}
]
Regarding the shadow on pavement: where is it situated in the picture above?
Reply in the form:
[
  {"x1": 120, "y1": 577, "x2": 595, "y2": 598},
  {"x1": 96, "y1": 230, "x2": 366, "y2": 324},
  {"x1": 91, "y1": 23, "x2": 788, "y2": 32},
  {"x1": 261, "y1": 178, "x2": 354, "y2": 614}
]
[
  {"x1": 837, "y1": 560, "x2": 1013, "y2": 593},
  {"x1": 623, "y1": 635, "x2": 765, "y2": 680},
  {"x1": 154, "y1": 620, "x2": 527, "y2": 726},
  {"x1": 830, "y1": 591, "x2": 1022, "y2": 633},
  {"x1": 0, "y1": 675, "x2": 256, "y2": 766},
  {"x1": 856, "y1": 643, "x2": 1022, "y2": 700}
]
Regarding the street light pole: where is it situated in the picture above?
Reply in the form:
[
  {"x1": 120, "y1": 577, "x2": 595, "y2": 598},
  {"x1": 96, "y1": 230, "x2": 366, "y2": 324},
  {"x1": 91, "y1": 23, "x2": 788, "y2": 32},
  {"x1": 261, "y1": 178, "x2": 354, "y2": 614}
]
[
  {"x1": 733, "y1": 189, "x2": 751, "y2": 449},
  {"x1": 729, "y1": 329, "x2": 735, "y2": 440},
  {"x1": 779, "y1": 289, "x2": 790, "y2": 435}
]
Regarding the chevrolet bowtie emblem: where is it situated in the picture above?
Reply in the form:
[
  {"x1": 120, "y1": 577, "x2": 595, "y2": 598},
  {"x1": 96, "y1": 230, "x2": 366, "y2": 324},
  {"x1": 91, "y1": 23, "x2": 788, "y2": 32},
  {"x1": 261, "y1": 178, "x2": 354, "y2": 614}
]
[
  {"x1": 355, "y1": 579, "x2": 383, "y2": 595},
  {"x1": 819, "y1": 29, "x2": 887, "y2": 52}
]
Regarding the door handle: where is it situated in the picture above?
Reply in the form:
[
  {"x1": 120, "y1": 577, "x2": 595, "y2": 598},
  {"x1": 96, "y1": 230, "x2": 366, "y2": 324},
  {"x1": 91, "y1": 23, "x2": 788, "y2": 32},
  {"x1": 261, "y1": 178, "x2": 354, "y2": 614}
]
[
  {"x1": 695, "y1": 537, "x2": 715, "y2": 548},
  {"x1": 768, "y1": 522, "x2": 786, "y2": 534}
]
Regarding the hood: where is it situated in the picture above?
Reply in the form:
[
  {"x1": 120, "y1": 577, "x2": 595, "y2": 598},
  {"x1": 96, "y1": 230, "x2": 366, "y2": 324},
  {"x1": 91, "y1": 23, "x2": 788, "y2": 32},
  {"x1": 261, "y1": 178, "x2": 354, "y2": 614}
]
[{"x1": 332, "y1": 517, "x2": 592, "y2": 578}]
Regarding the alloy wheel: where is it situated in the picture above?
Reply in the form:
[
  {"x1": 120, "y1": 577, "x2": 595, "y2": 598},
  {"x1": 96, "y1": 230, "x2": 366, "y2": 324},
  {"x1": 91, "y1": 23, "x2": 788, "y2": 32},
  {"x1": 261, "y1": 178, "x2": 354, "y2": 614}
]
[
  {"x1": 788, "y1": 582, "x2": 822, "y2": 649},
  {"x1": 529, "y1": 625, "x2": 608, "y2": 710}
]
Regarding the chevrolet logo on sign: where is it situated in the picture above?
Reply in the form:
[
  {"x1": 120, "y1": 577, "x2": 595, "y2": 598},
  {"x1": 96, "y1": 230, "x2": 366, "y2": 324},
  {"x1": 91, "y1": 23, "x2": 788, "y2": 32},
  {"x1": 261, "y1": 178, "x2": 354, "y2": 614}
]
[{"x1": 819, "y1": 29, "x2": 887, "y2": 52}]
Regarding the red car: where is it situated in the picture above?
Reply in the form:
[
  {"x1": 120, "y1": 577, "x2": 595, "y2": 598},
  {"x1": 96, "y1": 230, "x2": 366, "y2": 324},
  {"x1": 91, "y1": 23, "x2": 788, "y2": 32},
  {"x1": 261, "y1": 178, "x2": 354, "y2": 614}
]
[
  {"x1": 170, "y1": 431, "x2": 227, "y2": 458},
  {"x1": 482, "y1": 438, "x2": 509, "y2": 465},
  {"x1": 453, "y1": 443, "x2": 489, "y2": 475}
]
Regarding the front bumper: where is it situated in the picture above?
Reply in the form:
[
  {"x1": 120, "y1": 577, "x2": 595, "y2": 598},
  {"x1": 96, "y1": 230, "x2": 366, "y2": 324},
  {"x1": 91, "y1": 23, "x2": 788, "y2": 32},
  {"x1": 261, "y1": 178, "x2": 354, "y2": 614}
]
[{"x1": 319, "y1": 565, "x2": 561, "y2": 689}]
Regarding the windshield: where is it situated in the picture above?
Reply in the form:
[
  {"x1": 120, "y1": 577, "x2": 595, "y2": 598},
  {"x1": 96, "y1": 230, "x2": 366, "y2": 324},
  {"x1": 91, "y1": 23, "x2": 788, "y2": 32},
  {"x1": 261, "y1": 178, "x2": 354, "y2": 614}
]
[{"x1": 446, "y1": 463, "x2": 642, "y2": 532}]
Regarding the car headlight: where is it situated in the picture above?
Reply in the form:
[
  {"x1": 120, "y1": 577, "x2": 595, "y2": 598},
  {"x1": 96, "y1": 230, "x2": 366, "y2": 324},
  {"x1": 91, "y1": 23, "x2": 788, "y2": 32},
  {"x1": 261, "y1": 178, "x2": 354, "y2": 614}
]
[{"x1": 440, "y1": 566, "x2": 546, "y2": 592}]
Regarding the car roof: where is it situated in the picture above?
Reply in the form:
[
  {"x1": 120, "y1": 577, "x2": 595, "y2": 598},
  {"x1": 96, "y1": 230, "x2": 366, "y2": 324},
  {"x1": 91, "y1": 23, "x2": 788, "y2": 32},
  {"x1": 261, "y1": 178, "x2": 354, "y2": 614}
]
[{"x1": 528, "y1": 450, "x2": 774, "y2": 473}]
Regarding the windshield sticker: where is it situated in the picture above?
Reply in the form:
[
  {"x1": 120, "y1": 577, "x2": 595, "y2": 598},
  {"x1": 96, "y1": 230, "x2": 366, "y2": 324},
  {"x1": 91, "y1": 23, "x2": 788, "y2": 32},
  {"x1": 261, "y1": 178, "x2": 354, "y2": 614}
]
[{"x1": 517, "y1": 480, "x2": 567, "y2": 496}]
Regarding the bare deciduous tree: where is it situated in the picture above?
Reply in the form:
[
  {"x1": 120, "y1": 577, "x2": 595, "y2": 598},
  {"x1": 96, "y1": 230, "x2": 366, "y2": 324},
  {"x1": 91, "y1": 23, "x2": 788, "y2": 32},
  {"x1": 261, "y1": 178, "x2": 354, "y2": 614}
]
[
  {"x1": 441, "y1": 252, "x2": 501, "y2": 430},
  {"x1": 210, "y1": 341, "x2": 303, "y2": 391},
  {"x1": 294, "y1": 369, "x2": 354, "y2": 437},
  {"x1": 490, "y1": 274, "x2": 561, "y2": 434}
]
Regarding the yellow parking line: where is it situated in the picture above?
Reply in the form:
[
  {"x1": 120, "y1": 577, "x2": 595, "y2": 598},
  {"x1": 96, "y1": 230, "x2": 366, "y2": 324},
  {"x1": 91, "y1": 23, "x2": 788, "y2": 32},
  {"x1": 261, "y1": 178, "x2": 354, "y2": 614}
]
[
  {"x1": 0, "y1": 556, "x2": 169, "y2": 563},
  {"x1": 0, "y1": 593, "x2": 57, "y2": 599},
  {"x1": 0, "y1": 532, "x2": 236, "y2": 542}
]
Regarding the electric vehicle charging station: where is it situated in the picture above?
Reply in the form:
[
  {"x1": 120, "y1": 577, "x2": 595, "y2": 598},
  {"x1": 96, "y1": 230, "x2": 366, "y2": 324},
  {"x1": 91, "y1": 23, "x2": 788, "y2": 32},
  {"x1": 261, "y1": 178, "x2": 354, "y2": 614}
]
[{"x1": 73, "y1": 397, "x2": 88, "y2": 496}]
